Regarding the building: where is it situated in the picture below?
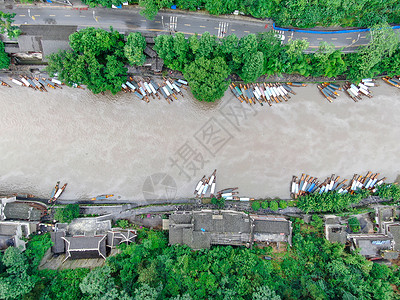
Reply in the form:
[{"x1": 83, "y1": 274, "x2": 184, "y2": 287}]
[
  {"x1": 167, "y1": 210, "x2": 292, "y2": 250},
  {"x1": 325, "y1": 207, "x2": 400, "y2": 260},
  {"x1": 3, "y1": 25, "x2": 77, "y2": 62},
  {"x1": 50, "y1": 218, "x2": 136, "y2": 261},
  {"x1": 62, "y1": 235, "x2": 107, "y2": 261},
  {"x1": 0, "y1": 220, "x2": 38, "y2": 251}
]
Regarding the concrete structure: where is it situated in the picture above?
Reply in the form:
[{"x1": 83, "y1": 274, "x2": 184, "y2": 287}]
[
  {"x1": 168, "y1": 210, "x2": 292, "y2": 250},
  {"x1": 0, "y1": 196, "x2": 47, "y2": 221}
]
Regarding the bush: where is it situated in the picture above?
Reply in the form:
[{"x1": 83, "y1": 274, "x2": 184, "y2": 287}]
[
  {"x1": 348, "y1": 217, "x2": 361, "y2": 233},
  {"x1": 269, "y1": 201, "x2": 279, "y2": 211},
  {"x1": 115, "y1": 219, "x2": 129, "y2": 229},
  {"x1": 261, "y1": 201, "x2": 269, "y2": 209},
  {"x1": 211, "y1": 197, "x2": 225, "y2": 208},
  {"x1": 279, "y1": 201, "x2": 287, "y2": 209},
  {"x1": 54, "y1": 204, "x2": 80, "y2": 223},
  {"x1": 252, "y1": 201, "x2": 261, "y2": 211}
]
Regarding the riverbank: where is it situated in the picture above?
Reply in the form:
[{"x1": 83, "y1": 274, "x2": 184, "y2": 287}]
[{"x1": 0, "y1": 79, "x2": 399, "y2": 202}]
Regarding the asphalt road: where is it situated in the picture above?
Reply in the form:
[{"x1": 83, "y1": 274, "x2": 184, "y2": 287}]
[{"x1": 1, "y1": 4, "x2": 378, "y2": 52}]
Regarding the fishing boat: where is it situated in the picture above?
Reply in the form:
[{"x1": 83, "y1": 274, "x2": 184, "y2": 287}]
[
  {"x1": 49, "y1": 183, "x2": 68, "y2": 203},
  {"x1": 287, "y1": 82, "x2": 307, "y2": 87},
  {"x1": 1, "y1": 80, "x2": 11, "y2": 87},
  {"x1": 194, "y1": 175, "x2": 206, "y2": 194},
  {"x1": 91, "y1": 194, "x2": 114, "y2": 201},
  {"x1": 210, "y1": 179, "x2": 216, "y2": 198},
  {"x1": 217, "y1": 187, "x2": 239, "y2": 194},
  {"x1": 50, "y1": 181, "x2": 60, "y2": 200}
]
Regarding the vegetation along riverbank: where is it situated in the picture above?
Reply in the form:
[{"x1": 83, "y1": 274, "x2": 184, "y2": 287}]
[{"x1": 41, "y1": 22, "x2": 400, "y2": 102}]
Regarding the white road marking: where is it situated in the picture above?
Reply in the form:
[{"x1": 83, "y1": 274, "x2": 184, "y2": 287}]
[{"x1": 217, "y1": 21, "x2": 229, "y2": 38}]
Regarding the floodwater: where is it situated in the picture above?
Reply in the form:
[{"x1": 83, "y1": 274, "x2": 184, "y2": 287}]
[{"x1": 0, "y1": 80, "x2": 399, "y2": 202}]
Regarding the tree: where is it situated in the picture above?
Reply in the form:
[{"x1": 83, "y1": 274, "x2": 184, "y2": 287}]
[
  {"x1": 211, "y1": 197, "x2": 225, "y2": 209},
  {"x1": 312, "y1": 42, "x2": 346, "y2": 77},
  {"x1": 0, "y1": 11, "x2": 20, "y2": 39},
  {"x1": 252, "y1": 201, "x2": 261, "y2": 211},
  {"x1": 261, "y1": 200, "x2": 269, "y2": 209},
  {"x1": 47, "y1": 27, "x2": 127, "y2": 94},
  {"x1": 240, "y1": 51, "x2": 264, "y2": 83},
  {"x1": 134, "y1": 284, "x2": 162, "y2": 300},
  {"x1": 348, "y1": 217, "x2": 361, "y2": 233},
  {"x1": 279, "y1": 200, "x2": 287, "y2": 209},
  {"x1": 184, "y1": 56, "x2": 230, "y2": 102},
  {"x1": 0, "y1": 41, "x2": 10, "y2": 69},
  {"x1": 252, "y1": 285, "x2": 281, "y2": 300},
  {"x1": 54, "y1": 204, "x2": 80, "y2": 223},
  {"x1": 124, "y1": 32, "x2": 147, "y2": 66},
  {"x1": 347, "y1": 23, "x2": 400, "y2": 81},
  {"x1": 139, "y1": 0, "x2": 172, "y2": 20},
  {"x1": 269, "y1": 201, "x2": 278, "y2": 211},
  {"x1": 0, "y1": 247, "x2": 36, "y2": 300}
]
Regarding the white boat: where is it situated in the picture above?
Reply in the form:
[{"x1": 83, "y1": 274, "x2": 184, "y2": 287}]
[
  {"x1": 210, "y1": 182, "x2": 216, "y2": 196},
  {"x1": 11, "y1": 78, "x2": 23, "y2": 86},
  {"x1": 51, "y1": 78, "x2": 62, "y2": 85},
  {"x1": 194, "y1": 176, "x2": 205, "y2": 194}
]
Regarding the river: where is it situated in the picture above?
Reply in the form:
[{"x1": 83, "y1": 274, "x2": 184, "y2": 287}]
[{"x1": 0, "y1": 80, "x2": 399, "y2": 203}]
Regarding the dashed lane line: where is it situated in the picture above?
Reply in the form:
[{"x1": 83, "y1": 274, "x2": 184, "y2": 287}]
[
  {"x1": 19, "y1": 14, "x2": 26, "y2": 16},
  {"x1": 80, "y1": 15, "x2": 86, "y2": 17},
  {"x1": 155, "y1": 21, "x2": 161, "y2": 23},
  {"x1": 49, "y1": 14, "x2": 56, "y2": 17},
  {"x1": 65, "y1": 15, "x2": 71, "y2": 17},
  {"x1": 331, "y1": 38, "x2": 337, "y2": 40},
  {"x1": 184, "y1": 24, "x2": 191, "y2": 26},
  {"x1": 199, "y1": 25, "x2": 206, "y2": 28},
  {"x1": 346, "y1": 37, "x2": 352, "y2": 39},
  {"x1": 244, "y1": 30, "x2": 250, "y2": 33},
  {"x1": 317, "y1": 38, "x2": 323, "y2": 40}
]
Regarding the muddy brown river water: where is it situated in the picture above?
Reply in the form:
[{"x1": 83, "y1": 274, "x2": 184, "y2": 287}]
[{"x1": 0, "y1": 81, "x2": 399, "y2": 202}]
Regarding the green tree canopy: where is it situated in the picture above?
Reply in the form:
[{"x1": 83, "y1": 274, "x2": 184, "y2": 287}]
[
  {"x1": 124, "y1": 32, "x2": 147, "y2": 66},
  {"x1": 0, "y1": 11, "x2": 20, "y2": 39},
  {"x1": 184, "y1": 56, "x2": 230, "y2": 102},
  {"x1": 54, "y1": 204, "x2": 80, "y2": 223},
  {"x1": 0, "y1": 41, "x2": 10, "y2": 69}
]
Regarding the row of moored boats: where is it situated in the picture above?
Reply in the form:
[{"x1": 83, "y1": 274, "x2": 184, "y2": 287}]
[
  {"x1": 122, "y1": 77, "x2": 187, "y2": 104},
  {"x1": 229, "y1": 82, "x2": 306, "y2": 106},
  {"x1": 290, "y1": 172, "x2": 387, "y2": 199},
  {"x1": 1, "y1": 76, "x2": 69, "y2": 91},
  {"x1": 193, "y1": 171, "x2": 254, "y2": 201},
  {"x1": 318, "y1": 79, "x2": 377, "y2": 103}
]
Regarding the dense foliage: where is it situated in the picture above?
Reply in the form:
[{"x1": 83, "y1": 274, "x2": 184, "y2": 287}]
[
  {"x1": 0, "y1": 11, "x2": 20, "y2": 39},
  {"x1": 0, "y1": 234, "x2": 52, "y2": 300},
  {"x1": 46, "y1": 28, "x2": 147, "y2": 94},
  {"x1": 154, "y1": 26, "x2": 400, "y2": 101},
  {"x1": 0, "y1": 41, "x2": 10, "y2": 69},
  {"x1": 54, "y1": 204, "x2": 80, "y2": 223},
  {"x1": 3, "y1": 225, "x2": 400, "y2": 299},
  {"x1": 136, "y1": 0, "x2": 400, "y2": 28}
]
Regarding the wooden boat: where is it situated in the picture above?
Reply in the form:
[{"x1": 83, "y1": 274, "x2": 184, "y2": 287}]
[
  {"x1": 209, "y1": 170, "x2": 217, "y2": 185},
  {"x1": 282, "y1": 84, "x2": 296, "y2": 95},
  {"x1": 53, "y1": 183, "x2": 67, "y2": 202},
  {"x1": 326, "y1": 83, "x2": 341, "y2": 90},
  {"x1": 382, "y1": 77, "x2": 400, "y2": 88},
  {"x1": 317, "y1": 85, "x2": 332, "y2": 102},
  {"x1": 197, "y1": 179, "x2": 208, "y2": 196},
  {"x1": 50, "y1": 181, "x2": 60, "y2": 200},
  {"x1": 194, "y1": 175, "x2": 206, "y2": 194},
  {"x1": 19, "y1": 76, "x2": 34, "y2": 89},
  {"x1": 1, "y1": 80, "x2": 11, "y2": 87},
  {"x1": 287, "y1": 82, "x2": 307, "y2": 87},
  {"x1": 91, "y1": 194, "x2": 114, "y2": 201},
  {"x1": 230, "y1": 84, "x2": 243, "y2": 102},
  {"x1": 13, "y1": 193, "x2": 35, "y2": 199},
  {"x1": 210, "y1": 178, "x2": 216, "y2": 198},
  {"x1": 10, "y1": 78, "x2": 24, "y2": 86},
  {"x1": 217, "y1": 187, "x2": 238, "y2": 194}
]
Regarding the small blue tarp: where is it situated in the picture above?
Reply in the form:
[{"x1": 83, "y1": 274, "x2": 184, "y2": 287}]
[{"x1": 171, "y1": 5, "x2": 177, "y2": 9}]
